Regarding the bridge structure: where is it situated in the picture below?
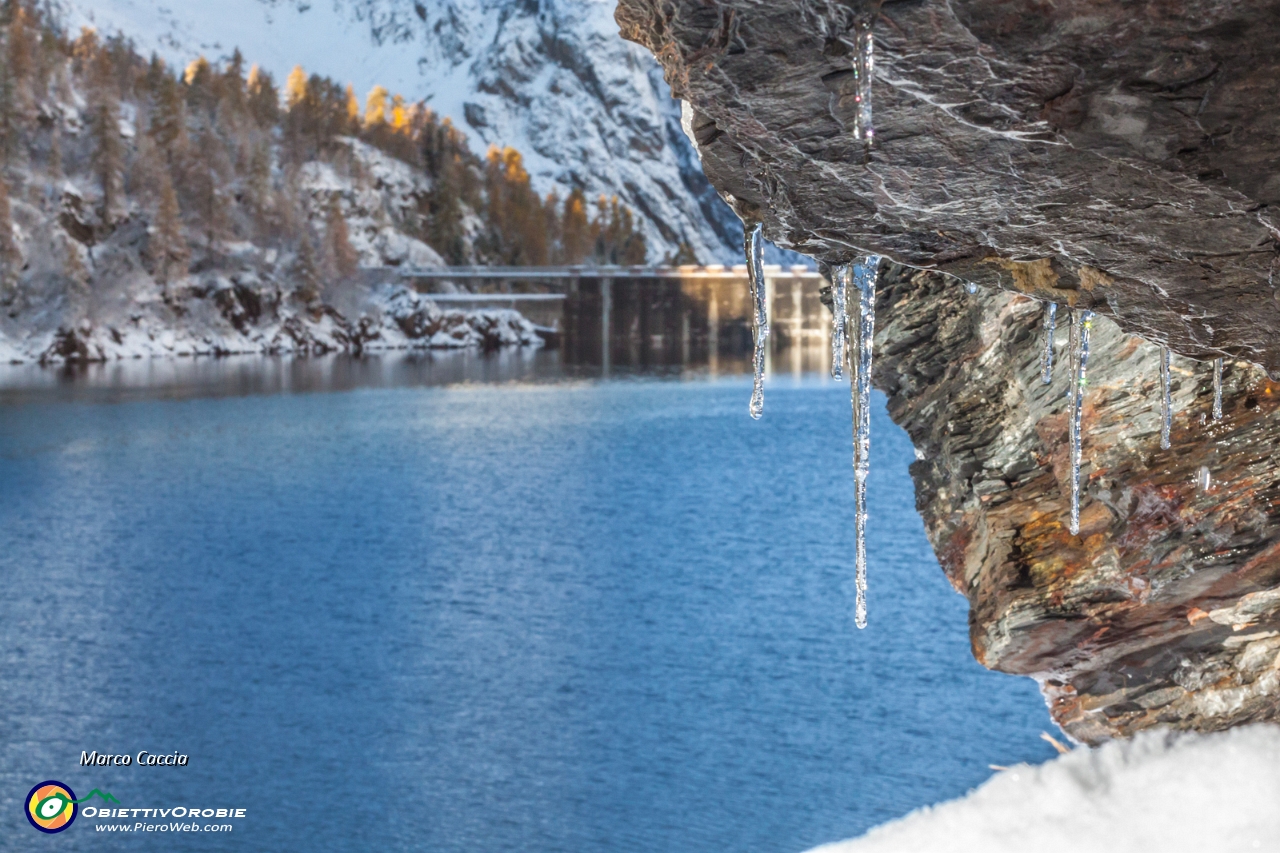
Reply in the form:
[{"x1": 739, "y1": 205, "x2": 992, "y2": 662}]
[{"x1": 393, "y1": 264, "x2": 833, "y2": 373}]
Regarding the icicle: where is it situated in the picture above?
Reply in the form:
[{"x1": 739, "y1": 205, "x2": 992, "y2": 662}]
[
  {"x1": 1212, "y1": 357, "x2": 1223, "y2": 421},
  {"x1": 746, "y1": 223, "x2": 768, "y2": 419},
  {"x1": 851, "y1": 21, "x2": 875, "y2": 144},
  {"x1": 1067, "y1": 309, "x2": 1094, "y2": 535},
  {"x1": 830, "y1": 264, "x2": 849, "y2": 380},
  {"x1": 850, "y1": 255, "x2": 881, "y2": 629},
  {"x1": 1041, "y1": 302, "x2": 1057, "y2": 384},
  {"x1": 1159, "y1": 347, "x2": 1172, "y2": 450},
  {"x1": 1198, "y1": 466, "x2": 1212, "y2": 491}
]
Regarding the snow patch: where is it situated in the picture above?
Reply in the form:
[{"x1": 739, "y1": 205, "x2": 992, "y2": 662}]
[{"x1": 809, "y1": 725, "x2": 1280, "y2": 853}]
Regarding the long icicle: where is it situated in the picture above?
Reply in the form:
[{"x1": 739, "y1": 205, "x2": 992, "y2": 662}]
[
  {"x1": 852, "y1": 21, "x2": 875, "y2": 145},
  {"x1": 1041, "y1": 302, "x2": 1057, "y2": 384},
  {"x1": 851, "y1": 256, "x2": 881, "y2": 629},
  {"x1": 746, "y1": 223, "x2": 768, "y2": 419},
  {"x1": 831, "y1": 264, "x2": 849, "y2": 380},
  {"x1": 1212, "y1": 358, "x2": 1223, "y2": 421},
  {"x1": 1159, "y1": 347, "x2": 1172, "y2": 450},
  {"x1": 1068, "y1": 309, "x2": 1093, "y2": 535}
]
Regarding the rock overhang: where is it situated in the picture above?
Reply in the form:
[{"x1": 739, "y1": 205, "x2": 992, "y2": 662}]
[
  {"x1": 616, "y1": 0, "x2": 1280, "y2": 373},
  {"x1": 617, "y1": 0, "x2": 1280, "y2": 743}
]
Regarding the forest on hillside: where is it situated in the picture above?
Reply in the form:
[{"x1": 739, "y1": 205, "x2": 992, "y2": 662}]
[{"x1": 0, "y1": 1, "x2": 651, "y2": 314}]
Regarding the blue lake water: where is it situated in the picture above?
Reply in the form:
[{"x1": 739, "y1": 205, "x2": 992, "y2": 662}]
[{"x1": 0, "y1": 352, "x2": 1055, "y2": 851}]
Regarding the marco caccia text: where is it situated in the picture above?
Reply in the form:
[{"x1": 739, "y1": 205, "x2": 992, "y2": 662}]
[{"x1": 81, "y1": 751, "x2": 189, "y2": 766}]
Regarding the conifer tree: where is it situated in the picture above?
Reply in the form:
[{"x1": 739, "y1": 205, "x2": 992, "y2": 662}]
[
  {"x1": 219, "y1": 49, "x2": 246, "y2": 113},
  {"x1": 345, "y1": 84, "x2": 359, "y2": 130},
  {"x1": 71, "y1": 27, "x2": 99, "y2": 68},
  {"x1": 663, "y1": 242, "x2": 699, "y2": 267},
  {"x1": 285, "y1": 66, "x2": 307, "y2": 110},
  {"x1": 128, "y1": 130, "x2": 164, "y2": 204},
  {"x1": 0, "y1": 173, "x2": 17, "y2": 301},
  {"x1": 0, "y1": 46, "x2": 16, "y2": 170},
  {"x1": 148, "y1": 70, "x2": 188, "y2": 159},
  {"x1": 91, "y1": 87, "x2": 123, "y2": 223},
  {"x1": 183, "y1": 56, "x2": 217, "y2": 122},
  {"x1": 189, "y1": 126, "x2": 231, "y2": 250},
  {"x1": 364, "y1": 85, "x2": 388, "y2": 129},
  {"x1": 294, "y1": 228, "x2": 321, "y2": 303},
  {"x1": 153, "y1": 169, "x2": 188, "y2": 291},
  {"x1": 246, "y1": 65, "x2": 279, "y2": 128},
  {"x1": 245, "y1": 140, "x2": 272, "y2": 234},
  {"x1": 561, "y1": 188, "x2": 590, "y2": 264},
  {"x1": 542, "y1": 191, "x2": 563, "y2": 263},
  {"x1": 7, "y1": 4, "x2": 35, "y2": 122},
  {"x1": 390, "y1": 94, "x2": 408, "y2": 132},
  {"x1": 323, "y1": 196, "x2": 358, "y2": 283},
  {"x1": 62, "y1": 234, "x2": 89, "y2": 300}
]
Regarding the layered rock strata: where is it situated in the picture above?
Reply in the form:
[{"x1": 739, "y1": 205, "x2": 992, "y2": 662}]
[
  {"x1": 616, "y1": 0, "x2": 1280, "y2": 741},
  {"x1": 879, "y1": 266, "x2": 1280, "y2": 744}
]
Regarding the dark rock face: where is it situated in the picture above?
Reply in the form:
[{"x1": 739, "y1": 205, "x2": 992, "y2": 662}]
[
  {"x1": 617, "y1": 0, "x2": 1280, "y2": 742},
  {"x1": 616, "y1": 0, "x2": 1280, "y2": 372}
]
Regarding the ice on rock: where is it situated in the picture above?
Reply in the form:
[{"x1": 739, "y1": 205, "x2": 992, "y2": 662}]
[
  {"x1": 850, "y1": 256, "x2": 881, "y2": 628},
  {"x1": 1041, "y1": 302, "x2": 1057, "y2": 384},
  {"x1": 852, "y1": 22, "x2": 875, "y2": 144},
  {"x1": 746, "y1": 223, "x2": 768, "y2": 420},
  {"x1": 831, "y1": 264, "x2": 849, "y2": 380},
  {"x1": 1067, "y1": 310, "x2": 1094, "y2": 535},
  {"x1": 1213, "y1": 358, "x2": 1224, "y2": 421},
  {"x1": 1159, "y1": 347, "x2": 1172, "y2": 450},
  {"x1": 965, "y1": 281, "x2": 978, "y2": 294}
]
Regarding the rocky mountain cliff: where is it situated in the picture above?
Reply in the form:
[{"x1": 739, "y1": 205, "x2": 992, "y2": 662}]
[
  {"x1": 618, "y1": 0, "x2": 1280, "y2": 742},
  {"x1": 62, "y1": 0, "x2": 742, "y2": 264},
  {"x1": 0, "y1": 13, "x2": 559, "y2": 364}
]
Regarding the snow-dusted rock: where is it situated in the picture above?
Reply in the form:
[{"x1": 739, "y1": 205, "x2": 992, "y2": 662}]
[{"x1": 8, "y1": 281, "x2": 543, "y2": 365}]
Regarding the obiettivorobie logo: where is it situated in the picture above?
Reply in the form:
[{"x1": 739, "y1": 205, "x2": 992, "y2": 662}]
[
  {"x1": 24, "y1": 781, "x2": 248, "y2": 835},
  {"x1": 25, "y1": 781, "x2": 118, "y2": 834}
]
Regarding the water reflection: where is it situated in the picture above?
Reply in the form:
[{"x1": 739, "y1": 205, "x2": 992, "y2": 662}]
[
  {"x1": 0, "y1": 272, "x2": 838, "y2": 402},
  {"x1": 562, "y1": 268, "x2": 832, "y2": 376}
]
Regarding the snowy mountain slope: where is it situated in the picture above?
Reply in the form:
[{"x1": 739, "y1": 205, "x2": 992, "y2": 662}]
[{"x1": 57, "y1": 0, "x2": 743, "y2": 264}]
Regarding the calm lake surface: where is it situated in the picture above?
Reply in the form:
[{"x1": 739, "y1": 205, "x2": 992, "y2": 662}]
[{"x1": 0, "y1": 350, "x2": 1055, "y2": 852}]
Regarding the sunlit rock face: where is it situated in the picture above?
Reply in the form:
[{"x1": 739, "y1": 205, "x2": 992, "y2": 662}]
[
  {"x1": 616, "y1": 0, "x2": 1280, "y2": 372},
  {"x1": 876, "y1": 266, "x2": 1280, "y2": 744},
  {"x1": 617, "y1": 0, "x2": 1280, "y2": 742}
]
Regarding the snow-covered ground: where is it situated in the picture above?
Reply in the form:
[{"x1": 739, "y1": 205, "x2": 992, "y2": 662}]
[
  {"x1": 2, "y1": 280, "x2": 543, "y2": 364},
  {"x1": 57, "y1": 0, "x2": 742, "y2": 263},
  {"x1": 810, "y1": 725, "x2": 1280, "y2": 853}
]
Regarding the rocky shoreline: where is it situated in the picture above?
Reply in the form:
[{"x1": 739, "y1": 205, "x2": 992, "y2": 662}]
[{"x1": 2, "y1": 282, "x2": 544, "y2": 366}]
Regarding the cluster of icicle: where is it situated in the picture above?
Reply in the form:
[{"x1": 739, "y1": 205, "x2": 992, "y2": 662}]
[
  {"x1": 742, "y1": 225, "x2": 881, "y2": 628},
  {"x1": 743, "y1": 5, "x2": 876, "y2": 614},
  {"x1": 742, "y1": 229, "x2": 880, "y2": 622},
  {"x1": 737, "y1": 0, "x2": 1234, "y2": 620},
  {"x1": 1039, "y1": 303, "x2": 1226, "y2": 534}
]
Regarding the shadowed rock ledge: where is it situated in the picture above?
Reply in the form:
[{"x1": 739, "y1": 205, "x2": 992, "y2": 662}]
[
  {"x1": 616, "y1": 0, "x2": 1280, "y2": 742},
  {"x1": 616, "y1": 0, "x2": 1280, "y2": 372}
]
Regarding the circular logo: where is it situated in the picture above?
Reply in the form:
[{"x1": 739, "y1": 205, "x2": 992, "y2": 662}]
[{"x1": 25, "y1": 781, "x2": 77, "y2": 833}]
